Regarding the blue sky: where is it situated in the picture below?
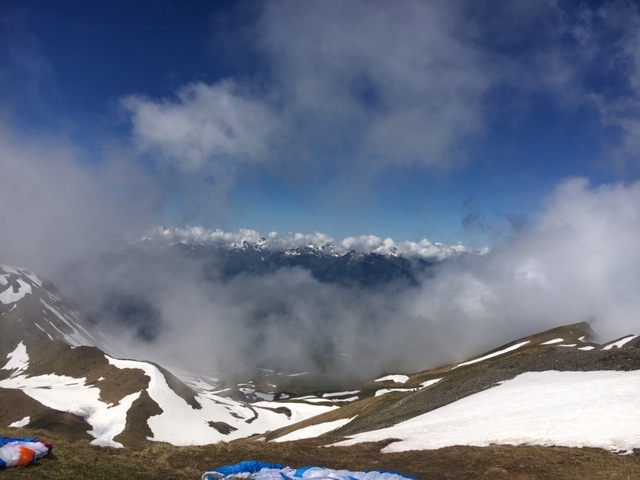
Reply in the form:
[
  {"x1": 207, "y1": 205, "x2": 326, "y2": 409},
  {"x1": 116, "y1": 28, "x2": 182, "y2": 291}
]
[{"x1": 2, "y1": 0, "x2": 640, "y2": 246}]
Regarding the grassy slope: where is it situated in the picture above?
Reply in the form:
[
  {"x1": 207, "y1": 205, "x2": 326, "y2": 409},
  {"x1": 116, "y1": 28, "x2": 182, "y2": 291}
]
[
  {"x1": 265, "y1": 323, "x2": 640, "y2": 442},
  {"x1": 1, "y1": 427, "x2": 639, "y2": 479},
  {"x1": 3, "y1": 322, "x2": 640, "y2": 478}
]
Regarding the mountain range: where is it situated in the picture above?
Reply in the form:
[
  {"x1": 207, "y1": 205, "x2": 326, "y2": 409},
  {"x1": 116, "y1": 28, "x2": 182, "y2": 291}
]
[
  {"x1": 1, "y1": 262, "x2": 639, "y2": 454},
  {"x1": 140, "y1": 227, "x2": 487, "y2": 288}
]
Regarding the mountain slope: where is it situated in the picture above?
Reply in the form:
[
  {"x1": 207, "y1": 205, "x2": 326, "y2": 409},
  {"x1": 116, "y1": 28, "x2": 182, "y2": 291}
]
[
  {"x1": 336, "y1": 369, "x2": 640, "y2": 453},
  {"x1": 2, "y1": 263, "x2": 640, "y2": 453},
  {"x1": 0, "y1": 264, "x2": 113, "y2": 356},
  {"x1": 257, "y1": 322, "x2": 640, "y2": 453},
  {"x1": 0, "y1": 265, "x2": 333, "y2": 447}
]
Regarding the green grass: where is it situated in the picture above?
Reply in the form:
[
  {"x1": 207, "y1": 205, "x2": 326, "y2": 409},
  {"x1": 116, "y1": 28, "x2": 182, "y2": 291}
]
[{"x1": 1, "y1": 427, "x2": 639, "y2": 479}]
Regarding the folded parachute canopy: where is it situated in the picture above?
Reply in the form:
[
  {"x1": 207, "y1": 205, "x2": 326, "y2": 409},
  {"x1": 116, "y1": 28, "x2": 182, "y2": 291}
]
[
  {"x1": 0, "y1": 437, "x2": 52, "y2": 468},
  {"x1": 202, "y1": 460, "x2": 418, "y2": 480}
]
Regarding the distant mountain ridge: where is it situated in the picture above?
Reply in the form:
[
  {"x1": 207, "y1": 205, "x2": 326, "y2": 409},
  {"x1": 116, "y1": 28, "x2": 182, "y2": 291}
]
[
  {"x1": 145, "y1": 226, "x2": 489, "y2": 260},
  {"x1": 139, "y1": 226, "x2": 489, "y2": 288}
]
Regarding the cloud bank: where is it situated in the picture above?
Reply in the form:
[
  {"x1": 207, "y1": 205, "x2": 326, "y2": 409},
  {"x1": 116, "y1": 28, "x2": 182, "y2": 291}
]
[
  {"x1": 116, "y1": 1, "x2": 640, "y2": 183},
  {"x1": 405, "y1": 177, "x2": 640, "y2": 354},
  {"x1": 122, "y1": 80, "x2": 284, "y2": 174},
  {"x1": 44, "y1": 177, "x2": 640, "y2": 381},
  {"x1": 0, "y1": 124, "x2": 153, "y2": 277}
]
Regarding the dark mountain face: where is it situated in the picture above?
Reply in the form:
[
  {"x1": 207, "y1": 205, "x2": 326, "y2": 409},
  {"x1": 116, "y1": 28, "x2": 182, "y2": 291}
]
[
  {"x1": 174, "y1": 241, "x2": 440, "y2": 288},
  {"x1": 100, "y1": 292, "x2": 162, "y2": 343}
]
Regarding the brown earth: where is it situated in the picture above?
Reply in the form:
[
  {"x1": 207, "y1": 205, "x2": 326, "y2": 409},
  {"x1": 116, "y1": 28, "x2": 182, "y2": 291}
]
[
  {"x1": 0, "y1": 427, "x2": 639, "y2": 479},
  {"x1": 0, "y1": 390, "x2": 92, "y2": 442}
]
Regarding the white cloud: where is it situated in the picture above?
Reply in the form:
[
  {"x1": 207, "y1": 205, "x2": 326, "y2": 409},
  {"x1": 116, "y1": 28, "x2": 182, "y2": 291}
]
[
  {"x1": 0, "y1": 123, "x2": 155, "y2": 279},
  {"x1": 115, "y1": 1, "x2": 640, "y2": 191},
  {"x1": 117, "y1": 2, "x2": 495, "y2": 177},
  {"x1": 121, "y1": 80, "x2": 284, "y2": 174},
  {"x1": 407, "y1": 177, "x2": 640, "y2": 350},
  {"x1": 258, "y1": 0, "x2": 490, "y2": 169}
]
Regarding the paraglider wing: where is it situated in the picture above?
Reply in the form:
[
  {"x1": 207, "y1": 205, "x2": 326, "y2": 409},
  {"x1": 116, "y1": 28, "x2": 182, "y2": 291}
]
[
  {"x1": 202, "y1": 460, "x2": 418, "y2": 480},
  {"x1": 0, "y1": 437, "x2": 52, "y2": 468}
]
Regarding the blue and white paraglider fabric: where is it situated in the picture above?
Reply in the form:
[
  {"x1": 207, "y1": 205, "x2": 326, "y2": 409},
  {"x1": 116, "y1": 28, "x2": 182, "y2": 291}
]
[
  {"x1": 0, "y1": 437, "x2": 52, "y2": 468},
  {"x1": 202, "y1": 460, "x2": 418, "y2": 480}
]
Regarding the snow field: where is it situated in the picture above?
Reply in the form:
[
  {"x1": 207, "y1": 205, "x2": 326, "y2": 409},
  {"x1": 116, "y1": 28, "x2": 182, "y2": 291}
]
[
  {"x1": 0, "y1": 370, "x2": 137, "y2": 447},
  {"x1": 336, "y1": 370, "x2": 640, "y2": 453},
  {"x1": 107, "y1": 356, "x2": 337, "y2": 445},
  {"x1": 274, "y1": 417, "x2": 355, "y2": 442}
]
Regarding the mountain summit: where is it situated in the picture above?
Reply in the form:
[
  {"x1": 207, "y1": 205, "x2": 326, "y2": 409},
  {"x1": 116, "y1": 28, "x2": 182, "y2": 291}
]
[{"x1": 147, "y1": 226, "x2": 488, "y2": 260}]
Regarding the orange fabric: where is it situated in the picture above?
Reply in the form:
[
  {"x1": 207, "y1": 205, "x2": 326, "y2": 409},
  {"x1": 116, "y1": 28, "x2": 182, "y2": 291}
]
[{"x1": 16, "y1": 446, "x2": 35, "y2": 466}]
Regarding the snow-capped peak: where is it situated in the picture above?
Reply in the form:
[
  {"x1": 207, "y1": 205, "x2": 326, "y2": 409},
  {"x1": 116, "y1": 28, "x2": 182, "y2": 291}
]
[{"x1": 148, "y1": 226, "x2": 489, "y2": 261}]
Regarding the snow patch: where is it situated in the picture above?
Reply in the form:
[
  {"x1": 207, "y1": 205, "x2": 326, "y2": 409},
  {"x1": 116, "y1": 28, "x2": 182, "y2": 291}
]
[
  {"x1": 293, "y1": 396, "x2": 340, "y2": 404},
  {"x1": 22, "y1": 271, "x2": 43, "y2": 287},
  {"x1": 9, "y1": 416, "x2": 30, "y2": 428},
  {"x1": 337, "y1": 370, "x2": 640, "y2": 453},
  {"x1": 453, "y1": 341, "x2": 530, "y2": 369},
  {"x1": 602, "y1": 335, "x2": 637, "y2": 350},
  {"x1": 323, "y1": 390, "x2": 361, "y2": 398},
  {"x1": 327, "y1": 396, "x2": 359, "y2": 403},
  {"x1": 0, "y1": 265, "x2": 20, "y2": 275},
  {"x1": 1, "y1": 342, "x2": 29, "y2": 373},
  {"x1": 275, "y1": 417, "x2": 355, "y2": 442},
  {"x1": 33, "y1": 322, "x2": 55, "y2": 341},
  {"x1": 0, "y1": 278, "x2": 32, "y2": 304},
  {"x1": 285, "y1": 371, "x2": 310, "y2": 377},
  {"x1": 375, "y1": 374, "x2": 409, "y2": 384},
  {"x1": 375, "y1": 378, "x2": 441, "y2": 397},
  {"x1": 0, "y1": 371, "x2": 137, "y2": 447}
]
